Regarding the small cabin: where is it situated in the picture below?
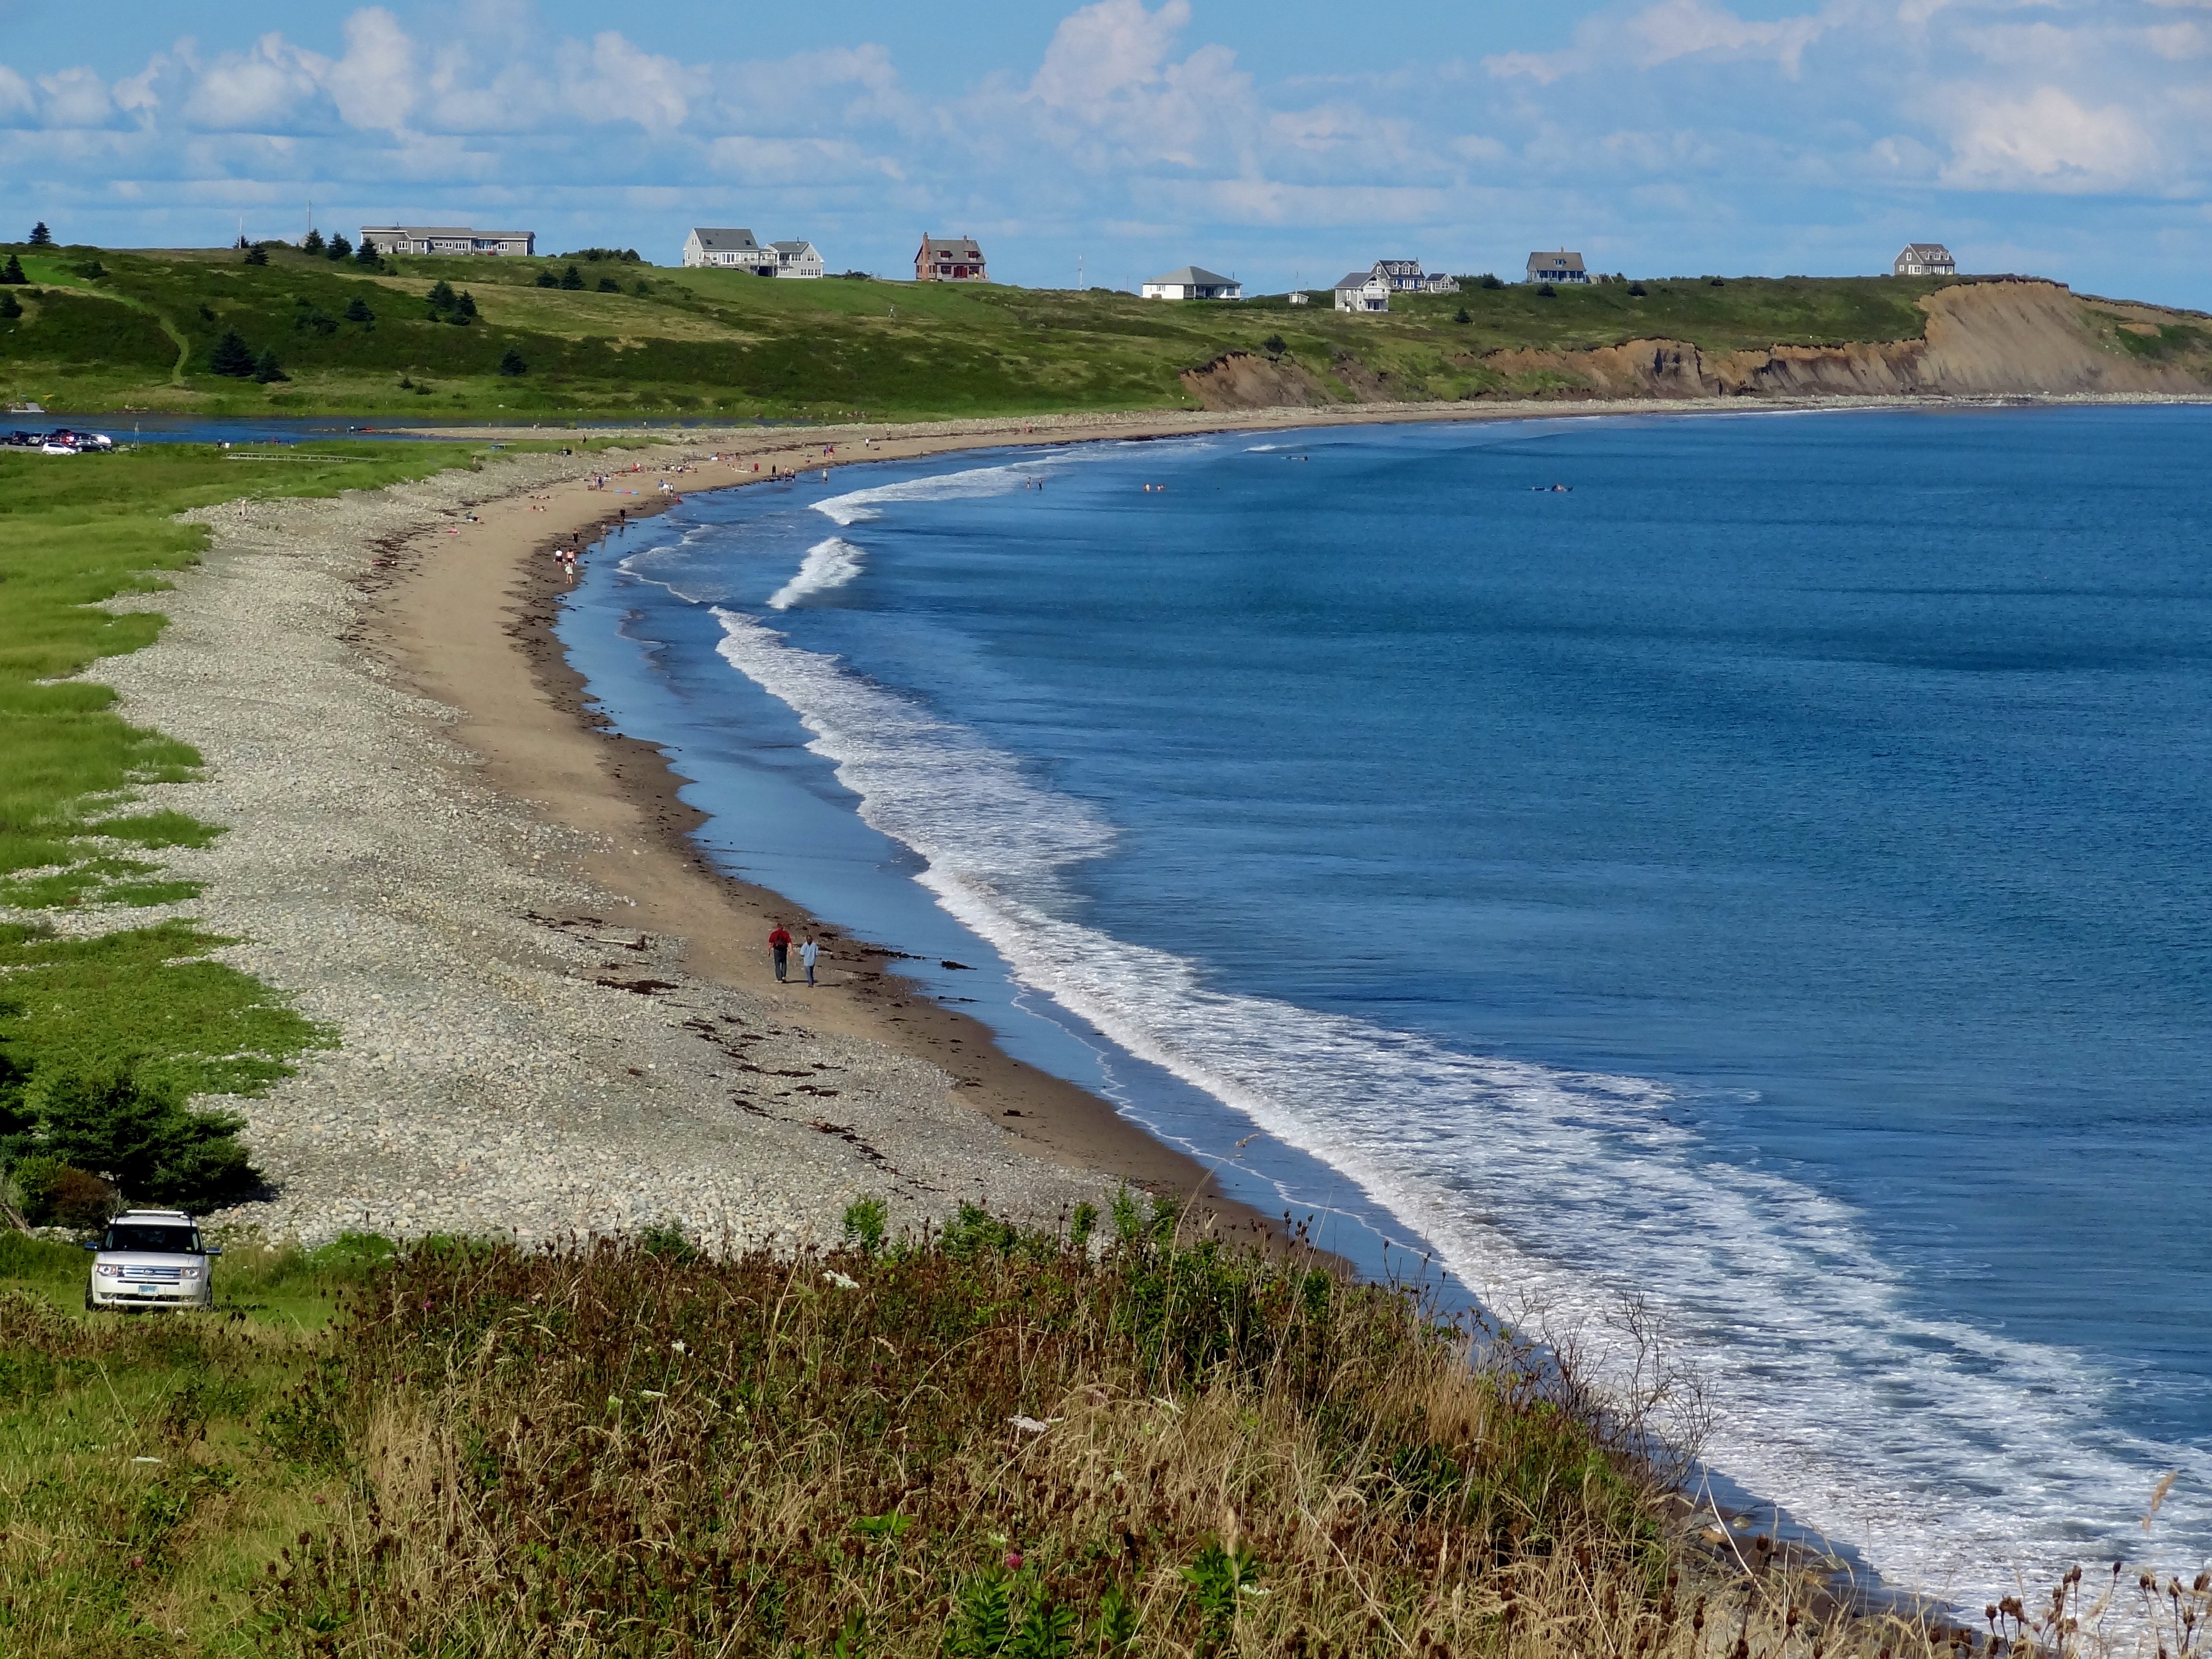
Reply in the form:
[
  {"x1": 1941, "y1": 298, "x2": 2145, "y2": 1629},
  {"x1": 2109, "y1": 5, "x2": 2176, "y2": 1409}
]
[{"x1": 1525, "y1": 250, "x2": 1588, "y2": 284}]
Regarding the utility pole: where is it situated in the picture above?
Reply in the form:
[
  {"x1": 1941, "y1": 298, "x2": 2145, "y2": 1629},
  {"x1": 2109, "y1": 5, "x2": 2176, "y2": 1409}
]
[{"x1": 1077, "y1": 252, "x2": 1084, "y2": 290}]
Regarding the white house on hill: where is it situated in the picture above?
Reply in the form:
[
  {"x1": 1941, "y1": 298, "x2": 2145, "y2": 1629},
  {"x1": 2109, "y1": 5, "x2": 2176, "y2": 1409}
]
[
  {"x1": 684, "y1": 228, "x2": 769, "y2": 271},
  {"x1": 1525, "y1": 250, "x2": 1588, "y2": 284},
  {"x1": 1334, "y1": 271, "x2": 1390, "y2": 313},
  {"x1": 769, "y1": 240, "x2": 823, "y2": 279},
  {"x1": 1894, "y1": 243, "x2": 1956, "y2": 277},
  {"x1": 1141, "y1": 265, "x2": 1242, "y2": 300}
]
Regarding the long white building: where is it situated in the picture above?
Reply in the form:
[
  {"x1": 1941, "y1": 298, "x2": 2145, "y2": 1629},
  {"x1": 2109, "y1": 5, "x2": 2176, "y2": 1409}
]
[{"x1": 359, "y1": 226, "x2": 535, "y2": 257}]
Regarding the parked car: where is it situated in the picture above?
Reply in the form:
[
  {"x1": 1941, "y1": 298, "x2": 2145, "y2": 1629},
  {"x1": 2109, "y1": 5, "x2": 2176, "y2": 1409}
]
[{"x1": 83, "y1": 1209, "x2": 221, "y2": 1311}]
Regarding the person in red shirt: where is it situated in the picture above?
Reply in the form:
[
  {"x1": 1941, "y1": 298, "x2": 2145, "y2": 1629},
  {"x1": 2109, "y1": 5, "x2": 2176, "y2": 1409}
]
[{"x1": 768, "y1": 922, "x2": 792, "y2": 982}]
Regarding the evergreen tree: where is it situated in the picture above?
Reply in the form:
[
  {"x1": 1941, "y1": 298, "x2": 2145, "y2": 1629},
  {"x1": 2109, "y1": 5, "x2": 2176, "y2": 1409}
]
[
  {"x1": 497, "y1": 347, "x2": 527, "y2": 376},
  {"x1": 242, "y1": 242, "x2": 268, "y2": 266},
  {"x1": 343, "y1": 295, "x2": 374, "y2": 324},
  {"x1": 326, "y1": 233, "x2": 351, "y2": 260},
  {"x1": 0, "y1": 291, "x2": 20, "y2": 320},
  {"x1": 252, "y1": 349, "x2": 289, "y2": 383},
  {"x1": 27, "y1": 222, "x2": 52, "y2": 248},
  {"x1": 207, "y1": 329, "x2": 256, "y2": 377},
  {"x1": 301, "y1": 228, "x2": 325, "y2": 255},
  {"x1": 36, "y1": 1066, "x2": 260, "y2": 1209},
  {"x1": 560, "y1": 263, "x2": 584, "y2": 290},
  {"x1": 535, "y1": 269, "x2": 558, "y2": 288},
  {"x1": 425, "y1": 279, "x2": 457, "y2": 315},
  {"x1": 596, "y1": 276, "x2": 619, "y2": 292},
  {"x1": 0, "y1": 254, "x2": 24, "y2": 285},
  {"x1": 450, "y1": 290, "x2": 478, "y2": 324},
  {"x1": 354, "y1": 240, "x2": 381, "y2": 269}
]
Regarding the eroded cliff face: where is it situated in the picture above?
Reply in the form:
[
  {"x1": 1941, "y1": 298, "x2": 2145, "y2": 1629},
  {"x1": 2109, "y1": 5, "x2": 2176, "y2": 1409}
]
[{"x1": 1179, "y1": 281, "x2": 2212, "y2": 410}]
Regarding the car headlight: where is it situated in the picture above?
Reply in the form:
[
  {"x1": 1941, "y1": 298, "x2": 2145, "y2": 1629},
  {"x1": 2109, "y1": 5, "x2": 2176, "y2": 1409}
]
[
  {"x1": 95, "y1": 1265, "x2": 119, "y2": 1277},
  {"x1": 180, "y1": 1267, "x2": 201, "y2": 1279}
]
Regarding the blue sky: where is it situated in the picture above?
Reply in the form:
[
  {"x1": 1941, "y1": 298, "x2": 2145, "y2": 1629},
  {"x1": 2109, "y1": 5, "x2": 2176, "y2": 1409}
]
[{"x1": 5, "y1": 0, "x2": 2209, "y2": 306}]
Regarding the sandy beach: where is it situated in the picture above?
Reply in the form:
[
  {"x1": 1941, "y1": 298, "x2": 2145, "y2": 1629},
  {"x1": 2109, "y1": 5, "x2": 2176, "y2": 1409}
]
[{"x1": 83, "y1": 388, "x2": 2202, "y2": 1250}]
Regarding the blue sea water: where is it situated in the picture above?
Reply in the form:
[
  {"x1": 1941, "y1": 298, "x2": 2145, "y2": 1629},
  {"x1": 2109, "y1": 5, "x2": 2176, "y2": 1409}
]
[{"x1": 558, "y1": 407, "x2": 2212, "y2": 1601}]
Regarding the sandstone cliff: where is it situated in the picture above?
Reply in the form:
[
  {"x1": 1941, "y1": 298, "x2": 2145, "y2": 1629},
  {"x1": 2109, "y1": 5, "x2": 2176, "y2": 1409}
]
[{"x1": 1181, "y1": 281, "x2": 2212, "y2": 410}]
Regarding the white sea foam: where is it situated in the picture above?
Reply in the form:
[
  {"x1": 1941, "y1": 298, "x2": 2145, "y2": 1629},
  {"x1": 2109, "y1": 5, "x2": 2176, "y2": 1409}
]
[
  {"x1": 767, "y1": 538, "x2": 866, "y2": 609},
  {"x1": 814, "y1": 461, "x2": 1051, "y2": 526},
  {"x1": 709, "y1": 603, "x2": 2210, "y2": 1606}
]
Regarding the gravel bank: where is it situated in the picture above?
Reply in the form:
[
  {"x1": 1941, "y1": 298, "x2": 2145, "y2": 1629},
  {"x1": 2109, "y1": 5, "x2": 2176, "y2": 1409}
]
[{"x1": 82, "y1": 448, "x2": 1115, "y2": 1247}]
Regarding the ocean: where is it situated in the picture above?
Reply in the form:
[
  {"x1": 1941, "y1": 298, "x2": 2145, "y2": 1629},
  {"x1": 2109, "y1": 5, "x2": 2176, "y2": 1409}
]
[{"x1": 556, "y1": 406, "x2": 2212, "y2": 1603}]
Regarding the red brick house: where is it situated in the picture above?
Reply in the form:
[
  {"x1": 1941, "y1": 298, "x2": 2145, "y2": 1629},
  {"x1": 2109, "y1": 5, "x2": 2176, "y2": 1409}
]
[{"x1": 915, "y1": 235, "x2": 987, "y2": 282}]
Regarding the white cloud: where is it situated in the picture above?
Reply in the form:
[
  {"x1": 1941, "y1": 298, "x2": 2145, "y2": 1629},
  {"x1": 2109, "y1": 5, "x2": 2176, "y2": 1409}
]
[
  {"x1": 2145, "y1": 21, "x2": 2208, "y2": 58},
  {"x1": 0, "y1": 66, "x2": 36, "y2": 125},
  {"x1": 40, "y1": 66, "x2": 119, "y2": 129},
  {"x1": 1939, "y1": 85, "x2": 2163, "y2": 191},
  {"x1": 321, "y1": 8, "x2": 418, "y2": 132},
  {"x1": 1487, "y1": 0, "x2": 1833, "y2": 83},
  {"x1": 557, "y1": 32, "x2": 698, "y2": 134},
  {"x1": 180, "y1": 36, "x2": 324, "y2": 131}
]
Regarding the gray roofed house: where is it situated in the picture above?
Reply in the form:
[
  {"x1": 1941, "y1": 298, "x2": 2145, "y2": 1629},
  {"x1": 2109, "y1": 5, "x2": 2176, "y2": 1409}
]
[
  {"x1": 769, "y1": 240, "x2": 824, "y2": 279},
  {"x1": 684, "y1": 228, "x2": 773, "y2": 272},
  {"x1": 359, "y1": 225, "x2": 535, "y2": 257},
  {"x1": 1334, "y1": 270, "x2": 1390, "y2": 313},
  {"x1": 1141, "y1": 265, "x2": 1243, "y2": 300},
  {"x1": 1525, "y1": 250, "x2": 1589, "y2": 284},
  {"x1": 916, "y1": 235, "x2": 987, "y2": 282},
  {"x1": 1893, "y1": 242, "x2": 1956, "y2": 277}
]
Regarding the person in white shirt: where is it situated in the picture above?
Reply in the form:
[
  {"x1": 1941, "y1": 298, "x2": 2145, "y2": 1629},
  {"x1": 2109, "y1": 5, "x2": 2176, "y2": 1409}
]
[{"x1": 800, "y1": 935, "x2": 819, "y2": 987}]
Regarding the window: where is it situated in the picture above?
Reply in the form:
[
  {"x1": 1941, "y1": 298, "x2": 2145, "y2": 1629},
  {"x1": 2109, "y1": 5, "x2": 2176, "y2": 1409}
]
[{"x1": 105, "y1": 1224, "x2": 199, "y2": 1254}]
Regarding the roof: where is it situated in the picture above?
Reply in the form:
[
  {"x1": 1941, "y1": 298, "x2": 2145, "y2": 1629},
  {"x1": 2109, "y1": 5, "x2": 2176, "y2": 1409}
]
[
  {"x1": 1373, "y1": 259, "x2": 1423, "y2": 276},
  {"x1": 1526, "y1": 250, "x2": 1586, "y2": 272},
  {"x1": 920, "y1": 235, "x2": 984, "y2": 255},
  {"x1": 770, "y1": 240, "x2": 817, "y2": 255},
  {"x1": 1899, "y1": 243, "x2": 1953, "y2": 257},
  {"x1": 1334, "y1": 270, "x2": 1382, "y2": 289},
  {"x1": 362, "y1": 226, "x2": 531, "y2": 239},
  {"x1": 1146, "y1": 265, "x2": 1235, "y2": 287},
  {"x1": 690, "y1": 228, "x2": 762, "y2": 251}
]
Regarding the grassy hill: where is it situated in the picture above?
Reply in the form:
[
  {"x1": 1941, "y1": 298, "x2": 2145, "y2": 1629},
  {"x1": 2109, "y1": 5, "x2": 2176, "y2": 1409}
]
[{"x1": 0, "y1": 241, "x2": 1991, "y2": 421}]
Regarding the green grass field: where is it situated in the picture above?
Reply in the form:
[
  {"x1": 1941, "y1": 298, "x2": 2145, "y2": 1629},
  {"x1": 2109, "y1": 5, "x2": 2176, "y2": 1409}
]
[{"x1": 0, "y1": 242, "x2": 1974, "y2": 421}]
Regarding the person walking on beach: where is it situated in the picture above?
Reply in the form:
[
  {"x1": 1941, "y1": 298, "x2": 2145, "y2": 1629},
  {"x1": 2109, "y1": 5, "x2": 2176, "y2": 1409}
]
[
  {"x1": 768, "y1": 922, "x2": 792, "y2": 982},
  {"x1": 800, "y1": 934, "x2": 819, "y2": 987}
]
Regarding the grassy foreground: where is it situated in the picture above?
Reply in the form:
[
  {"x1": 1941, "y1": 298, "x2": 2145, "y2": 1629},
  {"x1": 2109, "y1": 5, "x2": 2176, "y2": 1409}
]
[
  {"x1": 0, "y1": 241, "x2": 1993, "y2": 421},
  {"x1": 0, "y1": 1202, "x2": 2031, "y2": 1659}
]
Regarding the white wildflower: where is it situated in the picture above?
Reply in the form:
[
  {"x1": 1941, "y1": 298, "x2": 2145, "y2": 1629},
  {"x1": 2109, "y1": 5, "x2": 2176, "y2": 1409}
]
[
  {"x1": 1009, "y1": 1416, "x2": 1059, "y2": 1435},
  {"x1": 825, "y1": 1270, "x2": 860, "y2": 1291}
]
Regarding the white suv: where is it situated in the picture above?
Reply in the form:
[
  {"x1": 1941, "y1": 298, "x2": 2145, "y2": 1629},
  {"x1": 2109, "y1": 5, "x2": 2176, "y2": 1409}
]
[{"x1": 84, "y1": 1209, "x2": 221, "y2": 1311}]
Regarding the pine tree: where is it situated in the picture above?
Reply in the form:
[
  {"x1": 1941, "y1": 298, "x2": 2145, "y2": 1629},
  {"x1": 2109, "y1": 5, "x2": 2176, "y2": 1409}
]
[
  {"x1": 0, "y1": 254, "x2": 24, "y2": 286},
  {"x1": 0, "y1": 291, "x2": 20, "y2": 320},
  {"x1": 535, "y1": 269, "x2": 558, "y2": 288},
  {"x1": 326, "y1": 233, "x2": 351, "y2": 260},
  {"x1": 27, "y1": 222, "x2": 52, "y2": 248},
  {"x1": 354, "y1": 240, "x2": 381, "y2": 269},
  {"x1": 425, "y1": 279, "x2": 456, "y2": 315},
  {"x1": 242, "y1": 242, "x2": 268, "y2": 266},
  {"x1": 252, "y1": 349, "x2": 289, "y2": 383},
  {"x1": 451, "y1": 290, "x2": 478, "y2": 324},
  {"x1": 207, "y1": 330, "x2": 256, "y2": 377},
  {"x1": 497, "y1": 347, "x2": 527, "y2": 376},
  {"x1": 302, "y1": 228, "x2": 325, "y2": 255},
  {"x1": 343, "y1": 295, "x2": 374, "y2": 324},
  {"x1": 560, "y1": 264, "x2": 584, "y2": 290}
]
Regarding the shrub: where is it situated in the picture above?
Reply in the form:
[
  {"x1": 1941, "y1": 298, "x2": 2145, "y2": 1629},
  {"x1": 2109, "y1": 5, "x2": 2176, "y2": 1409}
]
[
  {"x1": 242, "y1": 243, "x2": 268, "y2": 266},
  {"x1": 562, "y1": 247, "x2": 642, "y2": 263},
  {"x1": 34, "y1": 1066, "x2": 261, "y2": 1209},
  {"x1": 0, "y1": 292, "x2": 18, "y2": 321},
  {"x1": 206, "y1": 330, "x2": 256, "y2": 377},
  {"x1": 343, "y1": 295, "x2": 374, "y2": 324},
  {"x1": 841, "y1": 1196, "x2": 889, "y2": 1256},
  {"x1": 1453, "y1": 307, "x2": 1470, "y2": 324},
  {"x1": 1538, "y1": 282, "x2": 1556, "y2": 298},
  {"x1": 72, "y1": 259, "x2": 104, "y2": 280},
  {"x1": 12, "y1": 1154, "x2": 116, "y2": 1228},
  {"x1": 1261, "y1": 333, "x2": 1287, "y2": 358},
  {"x1": 1478, "y1": 272, "x2": 1504, "y2": 289},
  {"x1": 496, "y1": 347, "x2": 527, "y2": 377},
  {"x1": 534, "y1": 269, "x2": 558, "y2": 288},
  {"x1": 252, "y1": 349, "x2": 289, "y2": 384},
  {"x1": 1628, "y1": 281, "x2": 1648, "y2": 297},
  {"x1": 596, "y1": 275, "x2": 619, "y2": 292}
]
